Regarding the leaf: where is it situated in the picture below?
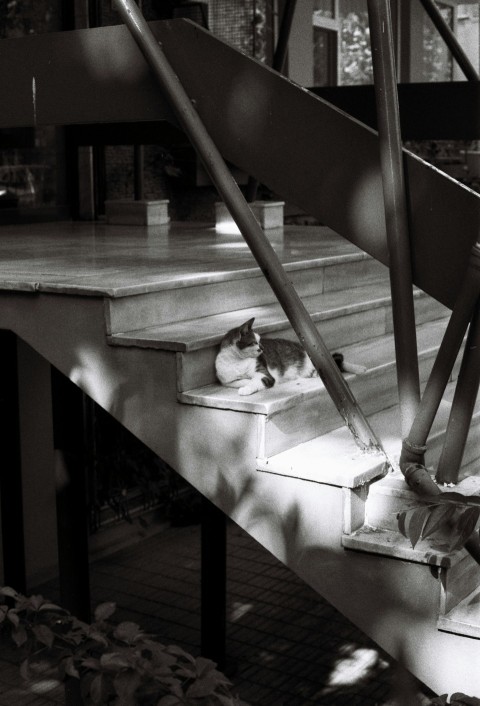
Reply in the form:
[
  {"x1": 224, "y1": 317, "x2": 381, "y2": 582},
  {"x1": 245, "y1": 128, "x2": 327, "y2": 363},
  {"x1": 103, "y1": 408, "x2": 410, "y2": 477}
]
[
  {"x1": 113, "y1": 671, "x2": 142, "y2": 699},
  {"x1": 450, "y1": 694, "x2": 480, "y2": 705},
  {"x1": 33, "y1": 624, "x2": 55, "y2": 649},
  {"x1": 63, "y1": 656, "x2": 80, "y2": 679},
  {"x1": 0, "y1": 586, "x2": 19, "y2": 599},
  {"x1": 94, "y1": 602, "x2": 116, "y2": 622},
  {"x1": 19, "y1": 658, "x2": 30, "y2": 681},
  {"x1": 113, "y1": 621, "x2": 142, "y2": 644},
  {"x1": 39, "y1": 602, "x2": 66, "y2": 613},
  {"x1": 186, "y1": 673, "x2": 220, "y2": 699},
  {"x1": 421, "y1": 504, "x2": 456, "y2": 541},
  {"x1": 195, "y1": 656, "x2": 217, "y2": 677},
  {"x1": 90, "y1": 673, "x2": 104, "y2": 705},
  {"x1": 398, "y1": 506, "x2": 430, "y2": 548},
  {"x1": 166, "y1": 644, "x2": 196, "y2": 663},
  {"x1": 0, "y1": 605, "x2": 8, "y2": 623},
  {"x1": 12, "y1": 625, "x2": 28, "y2": 647},
  {"x1": 157, "y1": 697, "x2": 182, "y2": 706},
  {"x1": 100, "y1": 651, "x2": 132, "y2": 671},
  {"x1": 6, "y1": 610, "x2": 19, "y2": 627},
  {"x1": 449, "y1": 507, "x2": 480, "y2": 552}
]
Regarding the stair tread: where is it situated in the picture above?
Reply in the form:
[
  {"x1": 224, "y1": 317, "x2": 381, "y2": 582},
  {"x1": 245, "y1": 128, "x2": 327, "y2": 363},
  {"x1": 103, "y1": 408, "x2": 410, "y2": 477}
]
[
  {"x1": 342, "y1": 525, "x2": 462, "y2": 567},
  {"x1": 178, "y1": 317, "x2": 449, "y2": 415},
  {"x1": 257, "y1": 427, "x2": 387, "y2": 488},
  {"x1": 108, "y1": 281, "x2": 430, "y2": 350},
  {"x1": 438, "y1": 585, "x2": 480, "y2": 638}
]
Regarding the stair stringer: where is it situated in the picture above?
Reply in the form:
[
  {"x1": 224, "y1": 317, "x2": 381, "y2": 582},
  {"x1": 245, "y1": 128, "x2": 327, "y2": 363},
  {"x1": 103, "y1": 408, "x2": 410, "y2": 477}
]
[{"x1": 2, "y1": 291, "x2": 480, "y2": 698}]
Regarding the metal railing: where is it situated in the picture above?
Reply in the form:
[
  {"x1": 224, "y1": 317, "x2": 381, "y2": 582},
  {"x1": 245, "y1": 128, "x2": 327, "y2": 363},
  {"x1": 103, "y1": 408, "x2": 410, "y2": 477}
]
[
  {"x1": 113, "y1": 0, "x2": 480, "y2": 560},
  {"x1": 113, "y1": 0, "x2": 385, "y2": 458},
  {"x1": 367, "y1": 0, "x2": 421, "y2": 438}
]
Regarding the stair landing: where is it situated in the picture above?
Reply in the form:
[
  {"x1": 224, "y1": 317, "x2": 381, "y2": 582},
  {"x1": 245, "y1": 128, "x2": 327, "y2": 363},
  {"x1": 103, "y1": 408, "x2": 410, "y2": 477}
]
[{"x1": 0, "y1": 220, "x2": 368, "y2": 296}]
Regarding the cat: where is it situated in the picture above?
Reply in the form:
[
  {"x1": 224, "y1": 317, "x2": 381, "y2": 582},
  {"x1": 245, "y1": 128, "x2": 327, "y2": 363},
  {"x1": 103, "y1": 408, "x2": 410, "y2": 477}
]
[{"x1": 215, "y1": 317, "x2": 318, "y2": 396}]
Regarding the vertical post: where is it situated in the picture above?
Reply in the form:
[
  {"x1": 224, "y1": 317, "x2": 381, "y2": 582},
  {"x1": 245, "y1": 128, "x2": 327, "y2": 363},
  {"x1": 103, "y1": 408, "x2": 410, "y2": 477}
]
[
  {"x1": 436, "y1": 300, "x2": 480, "y2": 484},
  {"x1": 51, "y1": 367, "x2": 91, "y2": 623},
  {"x1": 401, "y1": 243, "x2": 480, "y2": 469},
  {"x1": 201, "y1": 497, "x2": 227, "y2": 671},
  {"x1": 367, "y1": 0, "x2": 420, "y2": 438},
  {"x1": 0, "y1": 331, "x2": 27, "y2": 593},
  {"x1": 246, "y1": 0, "x2": 298, "y2": 203},
  {"x1": 133, "y1": 0, "x2": 145, "y2": 202}
]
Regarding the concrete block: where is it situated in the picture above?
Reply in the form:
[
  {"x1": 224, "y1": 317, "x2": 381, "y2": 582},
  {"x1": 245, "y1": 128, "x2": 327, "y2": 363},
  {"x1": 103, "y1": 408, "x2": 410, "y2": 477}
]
[{"x1": 105, "y1": 199, "x2": 170, "y2": 226}]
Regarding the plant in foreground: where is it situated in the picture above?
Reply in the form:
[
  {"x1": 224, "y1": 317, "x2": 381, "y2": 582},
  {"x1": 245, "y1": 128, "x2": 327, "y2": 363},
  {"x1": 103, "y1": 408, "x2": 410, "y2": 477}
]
[
  {"x1": 397, "y1": 490, "x2": 480, "y2": 553},
  {"x1": 0, "y1": 586, "x2": 248, "y2": 705}
]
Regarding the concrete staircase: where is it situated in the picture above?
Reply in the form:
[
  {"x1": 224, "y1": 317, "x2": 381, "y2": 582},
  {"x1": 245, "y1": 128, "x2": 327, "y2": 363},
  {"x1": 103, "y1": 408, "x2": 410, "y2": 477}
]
[
  {"x1": 100, "y1": 229, "x2": 480, "y2": 694},
  {"x1": 2, "y1": 224, "x2": 480, "y2": 697}
]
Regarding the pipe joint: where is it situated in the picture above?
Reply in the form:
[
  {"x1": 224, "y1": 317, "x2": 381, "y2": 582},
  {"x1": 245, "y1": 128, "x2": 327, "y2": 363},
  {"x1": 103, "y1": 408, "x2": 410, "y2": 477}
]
[
  {"x1": 402, "y1": 462, "x2": 440, "y2": 498},
  {"x1": 400, "y1": 437, "x2": 427, "y2": 468}
]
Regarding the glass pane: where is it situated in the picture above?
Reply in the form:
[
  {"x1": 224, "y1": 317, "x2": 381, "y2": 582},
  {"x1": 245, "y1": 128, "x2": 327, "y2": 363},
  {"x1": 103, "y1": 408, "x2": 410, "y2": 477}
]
[
  {"x1": 313, "y1": 0, "x2": 335, "y2": 19},
  {"x1": 339, "y1": 0, "x2": 372, "y2": 85},
  {"x1": 0, "y1": 1, "x2": 63, "y2": 219},
  {"x1": 422, "y1": 2, "x2": 454, "y2": 81}
]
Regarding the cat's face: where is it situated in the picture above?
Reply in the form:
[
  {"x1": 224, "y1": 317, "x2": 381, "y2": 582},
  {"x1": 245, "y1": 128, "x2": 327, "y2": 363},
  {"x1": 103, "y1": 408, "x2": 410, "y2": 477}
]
[{"x1": 225, "y1": 318, "x2": 262, "y2": 359}]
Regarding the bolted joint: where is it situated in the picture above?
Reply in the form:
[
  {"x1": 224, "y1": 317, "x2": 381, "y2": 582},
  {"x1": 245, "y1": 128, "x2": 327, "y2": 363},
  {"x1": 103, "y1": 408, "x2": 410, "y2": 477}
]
[
  {"x1": 402, "y1": 462, "x2": 441, "y2": 498},
  {"x1": 400, "y1": 437, "x2": 427, "y2": 469}
]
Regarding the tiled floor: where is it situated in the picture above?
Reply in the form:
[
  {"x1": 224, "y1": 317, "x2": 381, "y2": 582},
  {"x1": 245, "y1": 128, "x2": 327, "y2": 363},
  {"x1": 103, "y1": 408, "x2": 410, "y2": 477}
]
[{"x1": 0, "y1": 519, "x2": 433, "y2": 706}]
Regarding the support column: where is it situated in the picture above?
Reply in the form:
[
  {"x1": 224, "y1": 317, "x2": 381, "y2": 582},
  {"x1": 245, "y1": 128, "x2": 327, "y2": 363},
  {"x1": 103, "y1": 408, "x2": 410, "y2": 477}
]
[
  {"x1": 51, "y1": 367, "x2": 91, "y2": 623},
  {"x1": 201, "y1": 497, "x2": 227, "y2": 671},
  {"x1": 0, "y1": 331, "x2": 26, "y2": 593}
]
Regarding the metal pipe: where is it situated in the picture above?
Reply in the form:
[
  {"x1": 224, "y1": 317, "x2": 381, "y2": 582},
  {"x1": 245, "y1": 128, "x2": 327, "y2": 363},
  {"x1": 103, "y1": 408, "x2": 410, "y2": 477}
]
[
  {"x1": 246, "y1": 0, "x2": 298, "y2": 203},
  {"x1": 367, "y1": 0, "x2": 420, "y2": 438},
  {"x1": 113, "y1": 0, "x2": 385, "y2": 455},
  {"x1": 419, "y1": 0, "x2": 480, "y2": 82},
  {"x1": 436, "y1": 299, "x2": 480, "y2": 484},
  {"x1": 401, "y1": 243, "x2": 480, "y2": 469}
]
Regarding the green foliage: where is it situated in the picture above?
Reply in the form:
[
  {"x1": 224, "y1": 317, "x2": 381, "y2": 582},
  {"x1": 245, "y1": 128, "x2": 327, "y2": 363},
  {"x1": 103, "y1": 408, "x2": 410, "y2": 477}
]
[
  {"x1": 397, "y1": 491, "x2": 480, "y2": 552},
  {"x1": 0, "y1": 587, "x2": 249, "y2": 706}
]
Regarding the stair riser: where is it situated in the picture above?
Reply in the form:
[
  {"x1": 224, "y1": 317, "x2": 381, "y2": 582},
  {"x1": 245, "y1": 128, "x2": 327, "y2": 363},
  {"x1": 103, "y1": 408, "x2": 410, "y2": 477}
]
[
  {"x1": 106, "y1": 258, "x2": 387, "y2": 334},
  {"x1": 177, "y1": 303, "x2": 399, "y2": 392},
  {"x1": 442, "y1": 554, "x2": 480, "y2": 614},
  {"x1": 259, "y1": 353, "x2": 436, "y2": 457},
  {"x1": 176, "y1": 290, "x2": 444, "y2": 392}
]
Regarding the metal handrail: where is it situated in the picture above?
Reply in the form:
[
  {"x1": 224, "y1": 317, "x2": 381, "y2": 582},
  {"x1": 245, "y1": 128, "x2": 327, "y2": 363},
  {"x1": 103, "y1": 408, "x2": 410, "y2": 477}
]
[
  {"x1": 367, "y1": 0, "x2": 420, "y2": 437},
  {"x1": 418, "y1": 0, "x2": 480, "y2": 82},
  {"x1": 400, "y1": 244, "x2": 480, "y2": 472},
  {"x1": 113, "y1": 0, "x2": 386, "y2": 457},
  {"x1": 436, "y1": 297, "x2": 480, "y2": 483}
]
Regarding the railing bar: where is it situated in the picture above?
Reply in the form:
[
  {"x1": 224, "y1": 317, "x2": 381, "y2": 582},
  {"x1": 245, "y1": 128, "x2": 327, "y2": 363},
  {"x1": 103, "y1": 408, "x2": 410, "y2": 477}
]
[
  {"x1": 367, "y1": 0, "x2": 420, "y2": 438},
  {"x1": 113, "y1": 0, "x2": 385, "y2": 456},
  {"x1": 401, "y1": 243, "x2": 480, "y2": 468},
  {"x1": 246, "y1": 0, "x2": 298, "y2": 202},
  {"x1": 418, "y1": 0, "x2": 480, "y2": 82},
  {"x1": 436, "y1": 298, "x2": 480, "y2": 484}
]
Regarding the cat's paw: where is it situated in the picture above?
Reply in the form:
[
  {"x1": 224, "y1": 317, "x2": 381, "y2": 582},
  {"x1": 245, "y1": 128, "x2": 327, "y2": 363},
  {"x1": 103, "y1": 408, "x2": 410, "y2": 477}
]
[{"x1": 238, "y1": 385, "x2": 256, "y2": 396}]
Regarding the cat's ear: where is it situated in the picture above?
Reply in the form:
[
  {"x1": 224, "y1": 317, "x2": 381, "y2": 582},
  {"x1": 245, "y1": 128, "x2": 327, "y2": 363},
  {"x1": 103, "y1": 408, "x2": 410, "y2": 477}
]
[{"x1": 239, "y1": 318, "x2": 255, "y2": 335}]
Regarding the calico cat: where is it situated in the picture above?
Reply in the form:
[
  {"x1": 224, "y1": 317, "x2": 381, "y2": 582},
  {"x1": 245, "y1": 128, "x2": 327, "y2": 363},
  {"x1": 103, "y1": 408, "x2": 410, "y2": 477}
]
[{"x1": 215, "y1": 317, "x2": 317, "y2": 396}]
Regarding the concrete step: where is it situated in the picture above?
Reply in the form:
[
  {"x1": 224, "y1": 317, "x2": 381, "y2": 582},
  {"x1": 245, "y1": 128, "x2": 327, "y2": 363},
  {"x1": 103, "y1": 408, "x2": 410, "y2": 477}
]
[
  {"x1": 438, "y1": 584, "x2": 480, "y2": 638},
  {"x1": 105, "y1": 236, "x2": 389, "y2": 335},
  {"x1": 110, "y1": 284, "x2": 448, "y2": 394},
  {"x1": 365, "y1": 392, "x2": 480, "y2": 532},
  {"x1": 179, "y1": 318, "x2": 449, "y2": 457}
]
